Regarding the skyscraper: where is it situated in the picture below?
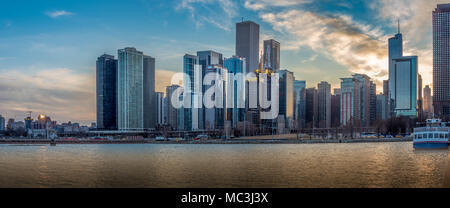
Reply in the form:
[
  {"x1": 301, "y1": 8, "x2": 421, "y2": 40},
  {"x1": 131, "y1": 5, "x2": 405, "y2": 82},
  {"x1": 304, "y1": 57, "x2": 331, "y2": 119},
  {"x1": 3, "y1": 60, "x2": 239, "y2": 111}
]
[
  {"x1": 417, "y1": 74, "x2": 423, "y2": 119},
  {"x1": 236, "y1": 21, "x2": 260, "y2": 73},
  {"x1": 331, "y1": 89, "x2": 341, "y2": 127},
  {"x1": 224, "y1": 56, "x2": 246, "y2": 127},
  {"x1": 263, "y1": 39, "x2": 280, "y2": 71},
  {"x1": 294, "y1": 80, "x2": 306, "y2": 129},
  {"x1": 433, "y1": 4, "x2": 450, "y2": 117},
  {"x1": 369, "y1": 81, "x2": 377, "y2": 125},
  {"x1": 117, "y1": 47, "x2": 144, "y2": 130},
  {"x1": 317, "y1": 81, "x2": 331, "y2": 128},
  {"x1": 143, "y1": 55, "x2": 156, "y2": 129},
  {"x1": 392, "y1": 56, "x2": 418, "y2": 117},
  {"x1": 156, "y1": 92, "x2": 164, "y2": 125},
  {"x1": 388, "y1": 22, "x2": 403, "y2": 117},
  {"x1": 305, "y1": 88, "x2": 318, "y2": 128},
  {"x1": 0, "y1": 115, "x2": 5, "y2": 131},
  {"x1": 197, "y1": 50, "x2": 224, "y2": 129},
  {"x1": 183, "y1": 54, "x2": 201, "y2": 130},
  {"x1": 96, "y1": 54, "x2": 117, "y2": 130},
  {"x1": 352, "y1": 74, "x2": 371, "y2": 126},
  {"x1": 166, "y1": 85, "x2": 180, "y2": 130},
  {"x1": 204, "y1": 65, "x2": 227, "y2": 130},
  {"x1": 423, "y1": 85, "x2": 433, "y2": 118},
  {"x1": 279, "y1": 70, "x2": 294, "y2": 128},
  {"x1": 340, "y1": 78, "x2": 360, "y2": 126},
  {"x1": 376, "y1": 94, "x2": 388, "y2": 120}
]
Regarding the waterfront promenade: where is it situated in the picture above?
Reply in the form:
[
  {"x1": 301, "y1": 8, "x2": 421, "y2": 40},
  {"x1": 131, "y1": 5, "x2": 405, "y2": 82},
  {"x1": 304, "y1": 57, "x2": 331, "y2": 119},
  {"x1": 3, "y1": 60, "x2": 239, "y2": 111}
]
[{"x1": 0, "y1": 137, "x2": 413, "y2": 145}]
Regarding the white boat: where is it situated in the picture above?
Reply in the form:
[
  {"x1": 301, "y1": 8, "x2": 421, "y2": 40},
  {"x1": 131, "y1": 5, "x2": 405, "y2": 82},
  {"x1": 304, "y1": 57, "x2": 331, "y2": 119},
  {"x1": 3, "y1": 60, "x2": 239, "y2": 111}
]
[{"x1": 413, "y1": 119, "x2": 450, "y2": 148}]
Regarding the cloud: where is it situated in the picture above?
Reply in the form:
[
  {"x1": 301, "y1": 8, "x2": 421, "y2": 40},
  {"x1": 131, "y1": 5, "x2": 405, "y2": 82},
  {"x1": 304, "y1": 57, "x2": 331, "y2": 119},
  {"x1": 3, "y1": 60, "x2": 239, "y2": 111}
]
[
  {"x1": 244, "y1": 0, "x2": 311, "y2": 10},
  {"x1": 155, "y1": 69, "x2": 178, "y2": 93},
  {"x1": 301, "y1": 54, "x2": 318, "y2": 63},
  {"x1": 45, "y1": 10, "x2": 74, "y2": 18},
  {"x1": 370, "y1": 0, "x2": 445, "y2": 87},
  {"x1": 0, "y1": 68, "x2": 95, "y2": 124},
  {"x1": 260, "y1": 10, "x2": 389, "y2": 84},
  {"x1": 176, "y1": 0, "x2": 238, "y2": 31}
]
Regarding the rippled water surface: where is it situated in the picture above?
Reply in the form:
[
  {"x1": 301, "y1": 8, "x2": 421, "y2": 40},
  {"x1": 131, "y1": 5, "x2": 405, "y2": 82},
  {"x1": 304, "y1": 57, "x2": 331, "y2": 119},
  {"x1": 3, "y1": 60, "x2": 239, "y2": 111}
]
[{"x1": 0, "y1": 142, "x2": 449, "y2": 187}]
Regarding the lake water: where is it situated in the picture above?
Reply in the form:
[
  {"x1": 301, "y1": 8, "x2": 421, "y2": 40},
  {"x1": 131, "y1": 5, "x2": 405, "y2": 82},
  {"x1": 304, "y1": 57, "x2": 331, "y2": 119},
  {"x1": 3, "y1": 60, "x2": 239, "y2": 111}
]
[{"x1": 0, "y1": 142, "x2": 449, "y2": 188}]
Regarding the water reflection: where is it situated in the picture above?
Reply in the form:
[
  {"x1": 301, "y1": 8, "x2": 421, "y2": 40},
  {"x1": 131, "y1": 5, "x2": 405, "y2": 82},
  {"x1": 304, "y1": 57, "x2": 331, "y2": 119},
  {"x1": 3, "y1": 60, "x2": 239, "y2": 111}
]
[{"x1": 0, "y1": 142, "x2": 448, "y2": 188}]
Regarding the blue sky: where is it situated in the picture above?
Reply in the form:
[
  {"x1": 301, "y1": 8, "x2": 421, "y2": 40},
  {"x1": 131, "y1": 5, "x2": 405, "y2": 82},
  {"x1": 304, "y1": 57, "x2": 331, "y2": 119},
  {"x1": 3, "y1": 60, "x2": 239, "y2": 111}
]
[{"x1": 0, "y1": 0, "x2": 442, "y2": 124}]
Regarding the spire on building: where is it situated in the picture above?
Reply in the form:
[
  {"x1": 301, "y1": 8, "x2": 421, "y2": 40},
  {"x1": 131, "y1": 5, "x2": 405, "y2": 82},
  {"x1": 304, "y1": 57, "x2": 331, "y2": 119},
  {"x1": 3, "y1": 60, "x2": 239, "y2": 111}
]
[{"x1": 398, "y1": 18, "x2": 400, "y2": 34}]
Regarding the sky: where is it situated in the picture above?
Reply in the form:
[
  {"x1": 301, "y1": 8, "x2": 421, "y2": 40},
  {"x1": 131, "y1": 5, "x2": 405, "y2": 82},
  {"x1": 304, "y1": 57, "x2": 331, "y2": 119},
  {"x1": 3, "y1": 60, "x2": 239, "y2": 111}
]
[{"x1": 0, "y1": 0, "x2": 444, "y2": 125}]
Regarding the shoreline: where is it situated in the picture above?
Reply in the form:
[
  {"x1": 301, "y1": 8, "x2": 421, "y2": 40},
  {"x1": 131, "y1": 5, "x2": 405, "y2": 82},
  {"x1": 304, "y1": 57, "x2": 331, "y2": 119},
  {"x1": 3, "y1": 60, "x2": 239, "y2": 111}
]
[{"x1": 0, "y1": 137, "x2": 413, "y2": 145}]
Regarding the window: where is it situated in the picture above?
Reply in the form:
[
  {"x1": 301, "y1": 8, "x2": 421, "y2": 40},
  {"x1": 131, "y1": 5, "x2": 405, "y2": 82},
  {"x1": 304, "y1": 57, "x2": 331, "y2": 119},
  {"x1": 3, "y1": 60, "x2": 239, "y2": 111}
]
[
  {"x1": 441, "y1": 133, "x2": 445, "y2": 139},
  {"x1": 435, "y1": 133, "x2": 439, "y2": 138},
  {"x1": 424, "y1": 134, "x2": 428, "y2": 139}
]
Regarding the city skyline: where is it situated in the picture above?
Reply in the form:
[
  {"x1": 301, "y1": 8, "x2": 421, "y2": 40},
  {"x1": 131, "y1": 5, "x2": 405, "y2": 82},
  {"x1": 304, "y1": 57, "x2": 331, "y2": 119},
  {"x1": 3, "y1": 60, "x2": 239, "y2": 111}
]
[{"x1": 0, "y1": 0, "x2": 444, "y2": 124}]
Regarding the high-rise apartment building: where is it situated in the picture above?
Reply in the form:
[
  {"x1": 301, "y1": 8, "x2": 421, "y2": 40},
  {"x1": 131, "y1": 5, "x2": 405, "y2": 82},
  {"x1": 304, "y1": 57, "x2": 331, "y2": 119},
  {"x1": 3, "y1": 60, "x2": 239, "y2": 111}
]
[
  {"x1": 340, "y1": 78, "x2": 360, "y2": 126},
  {"x1": 317, "y1": 81, "x2": 331, "y2": 128},
  {"x1": 117, "y1": 47, "x2": 144, "y2": 130}
]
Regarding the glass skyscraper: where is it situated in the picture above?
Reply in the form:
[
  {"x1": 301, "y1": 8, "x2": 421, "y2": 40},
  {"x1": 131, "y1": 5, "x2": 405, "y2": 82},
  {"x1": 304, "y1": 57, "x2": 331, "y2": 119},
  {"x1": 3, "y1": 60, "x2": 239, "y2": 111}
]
[
  {"x1": 294, "y1": 80, "x2": 306, "y2": 129},
  {"x1": 117, "y1": 47, "x2": 144, "y2": 130},
  {"x1": 388, "y1": 24, "x2": 403, "y2": 117},
  {"x1": 183, "y1": 54, "x2": 201, "y2": 130},
  {"x1": 433, "y1": 4, "x2": 450, "y2": 117},
  {"x1": 224, "y1": 56, "x2": 246, "y2": 127},
  {"x1": 197, "y1": 50, "x2": 224, "y2": 130},
  {"x1": 392, "y1": 56, "x2": 418, "y2": 117},
  {"x1": 278, "y1": 70, "x2": 294, "y2": 128},
  {"x1": 96, "y1": 54, "x2": 117, "y2": 130}
]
